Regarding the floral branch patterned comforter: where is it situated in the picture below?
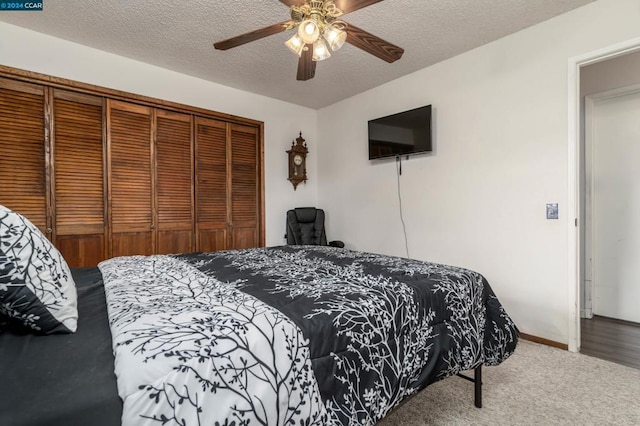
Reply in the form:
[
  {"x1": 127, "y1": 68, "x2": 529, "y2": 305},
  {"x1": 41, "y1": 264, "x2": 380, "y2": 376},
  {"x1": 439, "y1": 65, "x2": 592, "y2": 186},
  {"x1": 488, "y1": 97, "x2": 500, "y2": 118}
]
[{"x1": 98, "y1": 245, "x2": 518, "y2": 426}]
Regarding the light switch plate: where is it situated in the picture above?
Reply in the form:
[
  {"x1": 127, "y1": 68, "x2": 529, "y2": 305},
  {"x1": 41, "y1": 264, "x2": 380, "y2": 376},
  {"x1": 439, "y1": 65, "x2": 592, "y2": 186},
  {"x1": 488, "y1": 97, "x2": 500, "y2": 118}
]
[{"x1": 546, "y1": 203, "x2": 558, "y2": 219}]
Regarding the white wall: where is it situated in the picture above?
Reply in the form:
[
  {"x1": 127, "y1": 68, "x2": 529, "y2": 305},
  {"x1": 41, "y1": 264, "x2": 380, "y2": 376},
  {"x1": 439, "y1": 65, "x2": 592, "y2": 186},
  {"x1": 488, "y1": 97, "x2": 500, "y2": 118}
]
[
  {"x1": 317, "y1": 0, "x2": 640, "y2": 344},
  {"x1": 0, "y1": 22, "x2": 318, "y2": 246}
]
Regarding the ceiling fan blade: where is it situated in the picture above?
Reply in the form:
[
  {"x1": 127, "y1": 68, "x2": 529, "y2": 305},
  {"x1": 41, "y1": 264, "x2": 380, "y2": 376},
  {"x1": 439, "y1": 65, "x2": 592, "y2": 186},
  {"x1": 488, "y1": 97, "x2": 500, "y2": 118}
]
[
  {"x1": 296, "y1": 45, "x2": 316, "y2": 81},
  {"x1": 345, "y1": 23, "x2": 404, "y2": 63},
  {"x1": 214, "y1": 21, "x2": 292, "y2": 50},
  {"x1": 334, "y1": 0, "x2": 384, "y2": 14},
  {"x1": 278, "y1": 0, "x2": 305, "y2": 6}
]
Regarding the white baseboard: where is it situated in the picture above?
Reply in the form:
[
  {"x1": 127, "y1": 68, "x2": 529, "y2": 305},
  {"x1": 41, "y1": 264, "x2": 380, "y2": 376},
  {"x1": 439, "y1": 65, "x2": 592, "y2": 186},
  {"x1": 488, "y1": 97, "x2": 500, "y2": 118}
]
[{"x1": 581, "y1": 309, "x2": 593, "y2": 319}]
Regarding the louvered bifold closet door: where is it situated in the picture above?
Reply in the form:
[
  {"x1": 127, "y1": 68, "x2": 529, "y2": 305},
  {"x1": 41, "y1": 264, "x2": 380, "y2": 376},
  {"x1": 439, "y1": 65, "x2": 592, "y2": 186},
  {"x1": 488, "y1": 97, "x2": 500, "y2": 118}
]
[
  {"x1": 229, "y1": 124, "x2": 260, "y2": 249},
  {"x1": 52, "y1": 90, "x2": 106, "y2": 267},
  {"x1": 195, "y1": 117, "x2": 228, "y2": 252},
  {"x1": 108, "y1": 100, "x2": 154, "y2": 257},
  {"x1": 156, "y1": 110, "x2": 194, "y2": 254},
  {"x1": 0, "y1": 78, "x2": 48, "y2": 232}
]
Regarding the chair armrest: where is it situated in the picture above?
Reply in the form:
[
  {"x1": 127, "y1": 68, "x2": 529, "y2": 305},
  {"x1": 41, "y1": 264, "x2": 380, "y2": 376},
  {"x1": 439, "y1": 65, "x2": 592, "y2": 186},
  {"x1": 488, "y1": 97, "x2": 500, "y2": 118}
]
[{"x1": 329, "y1": 240, "x2": 345, "y2": 248}]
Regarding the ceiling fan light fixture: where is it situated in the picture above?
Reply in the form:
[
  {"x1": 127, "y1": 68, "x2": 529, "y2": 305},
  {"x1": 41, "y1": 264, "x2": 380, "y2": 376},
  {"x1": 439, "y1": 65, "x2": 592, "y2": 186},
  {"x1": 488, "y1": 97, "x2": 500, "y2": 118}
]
[
  {"x1": 298, "y1": 19, "x2": 320, "y2": 44},
  {"x1": 323, "y1": 24, "x2": 346, "y2": 51},
  {"x1": 312, "y1": 39, "x2": 331, "y2": 61},
  {"x1": 213, "y1": 0, "x2": 403, "y2": 81},
  {"x1": 285, "y1": 34, "x2": 305, "y2": 56}
]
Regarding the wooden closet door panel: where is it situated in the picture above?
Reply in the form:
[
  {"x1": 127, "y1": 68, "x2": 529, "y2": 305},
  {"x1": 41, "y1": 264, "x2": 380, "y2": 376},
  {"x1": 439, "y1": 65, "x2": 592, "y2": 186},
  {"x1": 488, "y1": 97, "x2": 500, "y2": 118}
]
[
  {"x1": 230, "y1": 124, "x2": 259, "y2": 249},
  {"x1": 52, "y1": 90, "x2": 106, "y2": 267},
  {"x1": 0, "y1": 79, "x2": 47, "y2": 231},
  {"x1": 198, "y1": 229, "x2": 227, "y2": 252},
  {"x1": 231, "y1": 228, "x2": 258, "y2": 250},
  {"x1": 195, "y1": 117, "x2": 228, "y2": 252},
  {"x1": 55, "y1": 234, "x2": 104, "y2": 267},
  {"x1": 108, "y1": 100, "x2": 154, "y2": 257},
  {"x1": 156, "y1": 110, "x2": 194, "y2": 254}
]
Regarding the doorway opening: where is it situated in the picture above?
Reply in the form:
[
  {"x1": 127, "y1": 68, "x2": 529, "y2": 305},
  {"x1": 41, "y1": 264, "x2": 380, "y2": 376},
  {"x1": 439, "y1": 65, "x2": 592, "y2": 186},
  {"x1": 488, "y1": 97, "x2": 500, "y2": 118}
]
[{"x1": 570, "y1": 38, "x2": 640, "y2": 368}]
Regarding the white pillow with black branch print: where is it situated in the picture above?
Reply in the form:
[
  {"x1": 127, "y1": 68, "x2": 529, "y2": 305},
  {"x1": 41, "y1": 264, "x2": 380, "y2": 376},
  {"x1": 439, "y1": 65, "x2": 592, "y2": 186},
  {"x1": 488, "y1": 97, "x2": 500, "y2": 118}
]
[{"x1": 0, "y1": 205, "x2": 77, "y2": 334}]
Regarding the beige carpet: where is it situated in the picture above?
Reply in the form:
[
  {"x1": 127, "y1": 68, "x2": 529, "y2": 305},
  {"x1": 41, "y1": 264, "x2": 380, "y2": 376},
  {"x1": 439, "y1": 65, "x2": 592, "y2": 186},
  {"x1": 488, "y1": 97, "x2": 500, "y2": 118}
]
[{"x1": 380, "y1": 340, "x2": 640, "y2": 425}]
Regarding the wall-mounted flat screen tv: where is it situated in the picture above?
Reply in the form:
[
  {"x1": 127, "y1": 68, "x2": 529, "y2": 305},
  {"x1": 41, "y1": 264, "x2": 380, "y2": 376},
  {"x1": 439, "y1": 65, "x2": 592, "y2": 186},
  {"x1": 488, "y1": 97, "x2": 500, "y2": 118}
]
[{"x1": 368, "y1": 105, "x2": 432, "y2": 160}]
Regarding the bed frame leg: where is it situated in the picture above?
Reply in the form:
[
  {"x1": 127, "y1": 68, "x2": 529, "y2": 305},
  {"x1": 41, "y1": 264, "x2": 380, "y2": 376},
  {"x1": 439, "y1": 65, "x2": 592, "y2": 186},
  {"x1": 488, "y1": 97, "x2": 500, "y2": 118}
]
[
  {"x1": 456, "y1": 364, "x2": 482, "y2": 408},
  {"x1": 474, "y1": 364, "x2": 482, "y2": 408}
]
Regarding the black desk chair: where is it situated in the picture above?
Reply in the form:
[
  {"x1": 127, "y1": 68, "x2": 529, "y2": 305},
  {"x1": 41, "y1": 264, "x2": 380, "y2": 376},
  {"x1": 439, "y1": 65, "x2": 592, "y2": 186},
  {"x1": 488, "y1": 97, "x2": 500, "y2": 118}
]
[{"x1": 285, "y1": 207, "x2": 344, "y2": 248}]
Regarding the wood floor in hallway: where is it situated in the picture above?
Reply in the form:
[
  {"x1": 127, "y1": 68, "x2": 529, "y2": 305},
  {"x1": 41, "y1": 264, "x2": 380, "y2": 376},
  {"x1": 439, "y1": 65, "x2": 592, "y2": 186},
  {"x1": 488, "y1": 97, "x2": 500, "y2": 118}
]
[{"x1": 581, "y1": 315, "x2": 640, "y2": 370}]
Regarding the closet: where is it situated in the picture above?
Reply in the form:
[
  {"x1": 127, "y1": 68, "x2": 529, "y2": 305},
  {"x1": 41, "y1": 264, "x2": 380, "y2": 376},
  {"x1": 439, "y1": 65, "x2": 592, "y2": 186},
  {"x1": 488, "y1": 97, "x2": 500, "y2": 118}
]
[{"x1": 0, "y1": 69, "x2": 264, "y2": 268}]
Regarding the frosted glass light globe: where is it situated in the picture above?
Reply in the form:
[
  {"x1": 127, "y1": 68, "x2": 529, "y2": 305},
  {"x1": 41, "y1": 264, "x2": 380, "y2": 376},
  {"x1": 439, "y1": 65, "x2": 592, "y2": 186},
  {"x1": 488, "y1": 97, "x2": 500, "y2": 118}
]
[
  {"x1": 324, "y1": 24, "x2": 346, "y2": 51},
  {"x1": 298, "y1": 19, "x2": 320, "y2": 44},
  {"x1": 285, "y1": 34, "x2": 305, "y2": 56},
  {"x1": 312, "y1": 39, "x2": 331, "y2": 61}
]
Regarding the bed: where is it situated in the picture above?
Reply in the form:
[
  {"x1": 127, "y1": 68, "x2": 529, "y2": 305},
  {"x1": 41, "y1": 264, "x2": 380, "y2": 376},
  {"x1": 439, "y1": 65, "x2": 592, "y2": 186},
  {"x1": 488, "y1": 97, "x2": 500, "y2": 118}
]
[
  {"x1": 1, "y1": 245, "x2": 517, "y2": 426},
  {"x1": 1, "y1": 205, "x2": 518, "y2": 426}
]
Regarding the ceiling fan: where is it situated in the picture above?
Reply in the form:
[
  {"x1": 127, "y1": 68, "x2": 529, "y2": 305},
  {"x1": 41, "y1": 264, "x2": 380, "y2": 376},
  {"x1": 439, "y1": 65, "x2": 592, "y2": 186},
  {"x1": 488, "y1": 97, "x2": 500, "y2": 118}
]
[{"x1": 213, "y1": 0, "x2": 404, "y2": 81}]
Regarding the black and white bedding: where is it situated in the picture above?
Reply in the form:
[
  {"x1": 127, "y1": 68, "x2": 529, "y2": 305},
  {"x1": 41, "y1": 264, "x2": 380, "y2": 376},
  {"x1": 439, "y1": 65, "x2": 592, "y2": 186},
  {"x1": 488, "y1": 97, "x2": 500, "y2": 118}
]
[{"x1": 99, "y1": 245, "x2": 518, "y2": 426}]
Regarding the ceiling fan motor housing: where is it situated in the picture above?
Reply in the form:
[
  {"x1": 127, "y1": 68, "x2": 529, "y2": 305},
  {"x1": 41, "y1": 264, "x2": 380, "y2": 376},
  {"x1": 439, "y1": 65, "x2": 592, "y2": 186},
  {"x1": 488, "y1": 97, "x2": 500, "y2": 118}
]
[
  {"x1": 291, "y1": 0, "x2": 343, "y2": 25},
  {"x1": 309, "y1": 0, "x2": 324, "y2": 10}
]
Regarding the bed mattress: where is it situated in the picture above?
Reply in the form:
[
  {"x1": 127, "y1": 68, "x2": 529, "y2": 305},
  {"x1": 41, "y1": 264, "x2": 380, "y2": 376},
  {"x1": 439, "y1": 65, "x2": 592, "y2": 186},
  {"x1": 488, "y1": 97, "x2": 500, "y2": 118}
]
[{"x1": 100, "y1": 246, "x2": 518, "y2": 425}]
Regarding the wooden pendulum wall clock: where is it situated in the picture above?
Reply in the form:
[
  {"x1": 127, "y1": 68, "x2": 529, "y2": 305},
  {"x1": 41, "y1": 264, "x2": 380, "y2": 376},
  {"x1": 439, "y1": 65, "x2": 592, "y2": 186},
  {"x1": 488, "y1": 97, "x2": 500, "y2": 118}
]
[{"x1": 287, "y1": 132, "x2": 308, "y2": 190}]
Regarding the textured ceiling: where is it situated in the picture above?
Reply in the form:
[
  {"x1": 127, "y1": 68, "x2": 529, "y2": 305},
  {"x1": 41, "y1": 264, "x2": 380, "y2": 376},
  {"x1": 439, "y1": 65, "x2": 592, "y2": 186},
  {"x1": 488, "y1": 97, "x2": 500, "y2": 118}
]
[{"x1": 0, "y1": 0, "x2": 594, "y2": 109}]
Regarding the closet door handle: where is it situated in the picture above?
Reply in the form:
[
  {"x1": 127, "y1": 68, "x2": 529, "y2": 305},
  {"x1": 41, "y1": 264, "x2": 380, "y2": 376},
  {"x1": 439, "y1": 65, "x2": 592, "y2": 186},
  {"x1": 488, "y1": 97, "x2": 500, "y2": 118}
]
[{"x1": 46, "y1": 228, "x2": 53, "y2": 234}]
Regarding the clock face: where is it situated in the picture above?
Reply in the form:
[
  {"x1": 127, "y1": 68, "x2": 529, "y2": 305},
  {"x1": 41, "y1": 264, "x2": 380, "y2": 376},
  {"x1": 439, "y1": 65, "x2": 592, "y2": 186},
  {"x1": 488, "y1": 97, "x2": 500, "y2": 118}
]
[{"x1": 293, "y1": 154, "x2": 303, "y2": 166}]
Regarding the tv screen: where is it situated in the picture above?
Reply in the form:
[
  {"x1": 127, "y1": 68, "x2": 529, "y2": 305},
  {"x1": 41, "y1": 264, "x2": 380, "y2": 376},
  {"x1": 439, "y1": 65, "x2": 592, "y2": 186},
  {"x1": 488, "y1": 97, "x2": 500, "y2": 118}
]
[{"x1": 368, "y1": 105, "x2": 432, "y2": 160}]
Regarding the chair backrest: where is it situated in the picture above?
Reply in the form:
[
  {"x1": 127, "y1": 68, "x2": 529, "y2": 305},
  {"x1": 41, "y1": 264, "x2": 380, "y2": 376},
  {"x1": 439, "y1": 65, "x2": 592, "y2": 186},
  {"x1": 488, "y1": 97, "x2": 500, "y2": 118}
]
[{"x1": 286, "y1": 207, "x2": 328, "y2": 246}]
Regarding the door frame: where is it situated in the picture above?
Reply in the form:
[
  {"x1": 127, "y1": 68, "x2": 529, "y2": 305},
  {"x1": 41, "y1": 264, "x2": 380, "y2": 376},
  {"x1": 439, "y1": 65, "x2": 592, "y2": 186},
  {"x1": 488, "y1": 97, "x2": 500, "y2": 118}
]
[{"x1": 568, "y1": 36, "x2": 640, "y2": 352}]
